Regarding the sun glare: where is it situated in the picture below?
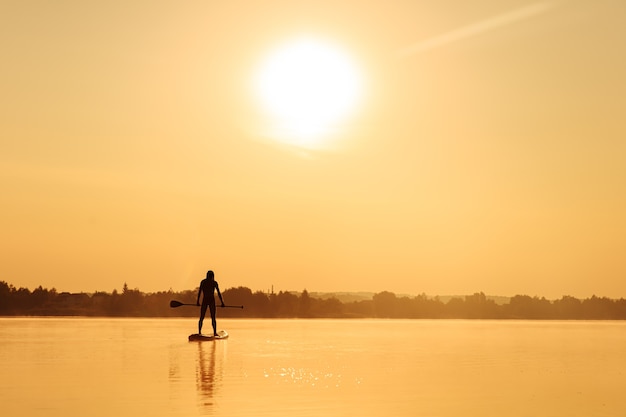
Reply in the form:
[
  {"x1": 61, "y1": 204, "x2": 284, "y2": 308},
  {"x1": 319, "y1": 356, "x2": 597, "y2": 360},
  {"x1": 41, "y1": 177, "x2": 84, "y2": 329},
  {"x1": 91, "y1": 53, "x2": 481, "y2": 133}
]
[{"x1": 254, "y1": 37, "x2": 363, "y2": 149}]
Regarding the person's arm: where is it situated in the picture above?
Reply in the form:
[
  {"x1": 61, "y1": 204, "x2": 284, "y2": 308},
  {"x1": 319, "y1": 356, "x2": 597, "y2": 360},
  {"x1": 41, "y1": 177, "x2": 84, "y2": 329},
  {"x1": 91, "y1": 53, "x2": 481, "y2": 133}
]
[
  {"x1": 216, "y1": 282, "x2": 225, "y2": 307},
  {"x1": 196, "y1": 284, "x2": 202, "y2": 306}
]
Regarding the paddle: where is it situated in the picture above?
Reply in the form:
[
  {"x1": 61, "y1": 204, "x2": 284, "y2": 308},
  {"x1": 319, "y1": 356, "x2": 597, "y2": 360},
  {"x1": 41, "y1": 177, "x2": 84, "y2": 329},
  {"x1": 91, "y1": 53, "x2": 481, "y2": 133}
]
[{"x1": 169, "y1": 300, "x2": 244, "y2": 309}]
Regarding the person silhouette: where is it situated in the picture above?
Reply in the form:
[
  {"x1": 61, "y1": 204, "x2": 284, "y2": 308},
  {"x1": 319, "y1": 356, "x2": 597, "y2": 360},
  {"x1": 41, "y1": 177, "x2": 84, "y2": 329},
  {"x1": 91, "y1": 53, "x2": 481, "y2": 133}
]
[{"x1": 196, "y1": 270, "x2": 225, "y2": 335}]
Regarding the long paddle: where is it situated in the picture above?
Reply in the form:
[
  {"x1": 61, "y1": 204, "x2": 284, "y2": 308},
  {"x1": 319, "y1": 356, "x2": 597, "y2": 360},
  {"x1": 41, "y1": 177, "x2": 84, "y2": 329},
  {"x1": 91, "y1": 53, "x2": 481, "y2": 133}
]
[{"x1": 169, "y1": 300, "x2": 244, "y2": 309}]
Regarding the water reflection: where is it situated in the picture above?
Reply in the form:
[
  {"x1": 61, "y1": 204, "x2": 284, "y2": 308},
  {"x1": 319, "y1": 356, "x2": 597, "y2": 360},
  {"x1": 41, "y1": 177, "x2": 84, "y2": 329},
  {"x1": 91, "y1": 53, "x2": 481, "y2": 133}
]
[{"x1": 195, "y1": 341, "x2": 226, "y2": 409}]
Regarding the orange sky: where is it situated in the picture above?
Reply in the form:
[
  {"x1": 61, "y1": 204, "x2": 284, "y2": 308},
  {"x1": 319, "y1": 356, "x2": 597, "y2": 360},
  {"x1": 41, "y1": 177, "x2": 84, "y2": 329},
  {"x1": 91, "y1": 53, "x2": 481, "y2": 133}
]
[{"x1": 2, "y1": 1, "x2": 625, "y2": 299}]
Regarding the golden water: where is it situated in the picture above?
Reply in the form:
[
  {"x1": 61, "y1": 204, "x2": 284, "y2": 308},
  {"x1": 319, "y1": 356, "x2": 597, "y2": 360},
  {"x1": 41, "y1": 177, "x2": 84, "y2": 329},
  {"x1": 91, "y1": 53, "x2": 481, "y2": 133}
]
[{"x1": 1, "y1": 318, "x2": 625, "y2": 416}]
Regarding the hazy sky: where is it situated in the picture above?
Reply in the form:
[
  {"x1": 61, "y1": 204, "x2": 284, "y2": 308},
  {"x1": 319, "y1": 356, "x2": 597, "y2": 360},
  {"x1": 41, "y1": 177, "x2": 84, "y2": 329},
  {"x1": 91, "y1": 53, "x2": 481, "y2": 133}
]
[{"x1": 2, "y1": 0, "x2": 625, "y2": 298}]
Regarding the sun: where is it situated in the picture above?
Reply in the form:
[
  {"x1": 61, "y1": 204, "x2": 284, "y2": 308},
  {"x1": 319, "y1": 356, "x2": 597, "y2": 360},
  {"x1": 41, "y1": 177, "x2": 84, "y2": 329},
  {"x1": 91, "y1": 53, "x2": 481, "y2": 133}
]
[{"x1": 253, "y1": 37, "x2": 363, "y2": 149}]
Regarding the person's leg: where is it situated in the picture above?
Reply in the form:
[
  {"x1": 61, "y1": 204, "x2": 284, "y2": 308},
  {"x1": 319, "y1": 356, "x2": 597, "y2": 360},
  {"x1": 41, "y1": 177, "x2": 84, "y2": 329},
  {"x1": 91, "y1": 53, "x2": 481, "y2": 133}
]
[
  {"x1": 209, "y1": 302, "x2": 217, "y2": 335},
  {"x1": 199, "y1": 304, "x2": 208, "y2": 334}
]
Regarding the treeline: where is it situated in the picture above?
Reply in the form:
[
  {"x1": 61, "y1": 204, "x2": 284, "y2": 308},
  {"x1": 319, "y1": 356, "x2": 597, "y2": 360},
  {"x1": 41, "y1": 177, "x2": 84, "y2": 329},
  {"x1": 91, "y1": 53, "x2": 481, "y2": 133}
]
[{"x1": 1, "y1": 281, "x2": 626, "y2": 319}]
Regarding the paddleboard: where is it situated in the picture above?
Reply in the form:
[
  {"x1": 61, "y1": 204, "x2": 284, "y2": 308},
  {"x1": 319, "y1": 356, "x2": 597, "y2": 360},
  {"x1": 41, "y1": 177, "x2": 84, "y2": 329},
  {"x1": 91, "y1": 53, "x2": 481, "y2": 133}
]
[{"x1": 188, "y1": 330, "x2": 229, "y2": 341}]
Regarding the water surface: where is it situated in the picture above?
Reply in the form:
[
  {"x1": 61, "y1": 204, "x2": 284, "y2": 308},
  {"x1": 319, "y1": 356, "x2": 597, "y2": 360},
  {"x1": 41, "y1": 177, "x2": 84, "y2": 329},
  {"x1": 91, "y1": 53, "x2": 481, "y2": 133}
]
[{"x1": 1, "y1": 318, "x2": 624, "y2": 416}]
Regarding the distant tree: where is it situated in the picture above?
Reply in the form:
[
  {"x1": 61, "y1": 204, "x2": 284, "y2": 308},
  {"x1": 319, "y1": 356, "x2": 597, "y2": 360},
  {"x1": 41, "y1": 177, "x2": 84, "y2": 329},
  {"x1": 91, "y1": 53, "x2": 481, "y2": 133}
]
[
  {"x1": 3, "y1": 279, "x2": 626, "y2": 320},
  {"x1": 422, "y1": 295, "x2": 446, "y2": 318},
  {"x1": 554, "y1": 295, "x2": 583, "y2": 319},
  {"x1": 615, "y1": 299, "x2": 626, "y2": 319},
  {"x1": 252, "y1": 291, "x2": 271, "y2": 317},
  {"x1": 346, "y1": 299, "x2": 374, "y2": 318},
  {"x1": 14, "y1": 287, "x2": 33, "y2": 311},
  {"x1": 582, "y1": 295, "x2": 615, "y2": 319},
  {"x1": 0, "y1": 281, "x2": 12, "y2": 314},
  {"x1": 223, "y1": 287, "x2": 254, "y2": 308},
  {"x1": 31, "y1": 285, "x2": 57, "y2": 313},
  {"x1": 299, "y1": 289, "x2": 312, "y2": 317},
  {"x1": 445, "y1": 297, "x2": 466, "y2": 318},
  {"x1": 373, "y1": 291, "x2": 397, "y2": 318},
  {"x1": 143, "y1": 291, "x2": 173, "y2": 316},
  {"x1": 395, "y1": 296, "x2": 416, "y2": 318},
  {"x1": 273, "y1": 291, "x2": 299, "y2": 317},
  {"x1": 119, "y1": 284, "x2": 143, "y2": 315},
  {"x1": 318, "y1": 297, "x2": 344, "y2": 317},
  {"x1": 464, "y1": 292, "x2": 491, "y2": 319}
]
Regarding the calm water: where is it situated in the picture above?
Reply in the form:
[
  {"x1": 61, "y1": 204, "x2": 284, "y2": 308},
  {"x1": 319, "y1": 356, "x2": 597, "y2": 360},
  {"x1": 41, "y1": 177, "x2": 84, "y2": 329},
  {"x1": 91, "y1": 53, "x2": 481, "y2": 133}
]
[{"x1": 1, "y1": 318, "x2": 625, "y2": 417}]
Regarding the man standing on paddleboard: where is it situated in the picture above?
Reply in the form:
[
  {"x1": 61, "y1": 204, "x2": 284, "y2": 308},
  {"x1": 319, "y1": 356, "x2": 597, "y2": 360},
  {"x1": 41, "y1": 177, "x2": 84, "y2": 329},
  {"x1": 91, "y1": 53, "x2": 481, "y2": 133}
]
[{"x1": 196, "y1": 270, "x2": 225, "y2": 336}]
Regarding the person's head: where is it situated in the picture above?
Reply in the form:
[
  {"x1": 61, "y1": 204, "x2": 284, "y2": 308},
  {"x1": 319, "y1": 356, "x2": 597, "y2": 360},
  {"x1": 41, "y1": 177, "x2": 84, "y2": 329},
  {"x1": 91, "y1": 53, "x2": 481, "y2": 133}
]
[{"x1": 206, "y1": 270, "x2": 214, "y2": 281}]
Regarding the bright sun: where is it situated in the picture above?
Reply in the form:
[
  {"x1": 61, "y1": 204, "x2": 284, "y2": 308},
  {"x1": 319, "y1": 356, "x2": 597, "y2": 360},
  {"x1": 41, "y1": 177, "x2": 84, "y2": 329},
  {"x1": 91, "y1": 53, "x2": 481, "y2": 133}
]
[{"x1": 254, "y1": 37, "x2": 363, "y2": 149}]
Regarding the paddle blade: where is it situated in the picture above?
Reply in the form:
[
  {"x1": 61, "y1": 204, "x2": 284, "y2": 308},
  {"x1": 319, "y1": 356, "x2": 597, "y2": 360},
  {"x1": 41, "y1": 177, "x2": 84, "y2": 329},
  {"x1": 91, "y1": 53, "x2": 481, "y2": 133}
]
[{"x1": 169, "y1": 300, "x2": 184, "y2": 308}]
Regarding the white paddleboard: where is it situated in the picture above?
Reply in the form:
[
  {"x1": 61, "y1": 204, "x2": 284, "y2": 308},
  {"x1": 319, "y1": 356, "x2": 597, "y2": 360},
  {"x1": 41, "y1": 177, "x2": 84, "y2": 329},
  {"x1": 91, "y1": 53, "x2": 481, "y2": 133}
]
[{"x1": 188, "y1": 330, "x2": 229, "y2": 341}]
